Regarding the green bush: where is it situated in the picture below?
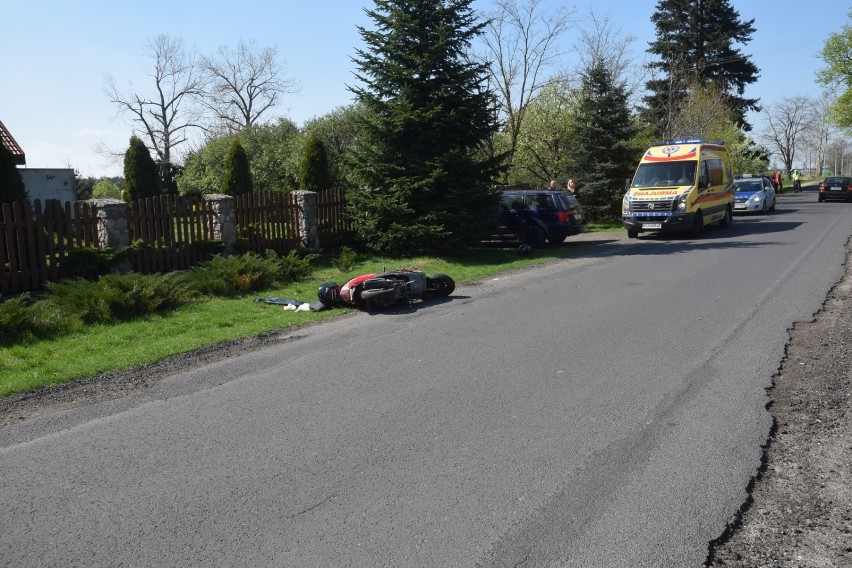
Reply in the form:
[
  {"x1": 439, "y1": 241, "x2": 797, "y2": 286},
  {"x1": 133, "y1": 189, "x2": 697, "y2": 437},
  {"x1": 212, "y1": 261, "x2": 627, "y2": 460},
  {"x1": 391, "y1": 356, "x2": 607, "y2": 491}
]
[
  {"x1": 0, "y1": 294, "x2": 77, "y2": 346},
  {"x1": 277, "y1": 249, "x2": 318, "y2": 282},
  {"x1": 181, "y1": 252, "x2": 282, "y2": 296},
  {"x1": 0, "y1": 248, "x2": 316, "y2": 346},
  {"x1": 61, "y1": 247, "x2": 118, "y2": 280},
  {"x1": 332, "y1": 246, "x2": 359, "y2": 272},
  {"x1": 45, "y1": 272, "x2": 192, "y2": 324}
]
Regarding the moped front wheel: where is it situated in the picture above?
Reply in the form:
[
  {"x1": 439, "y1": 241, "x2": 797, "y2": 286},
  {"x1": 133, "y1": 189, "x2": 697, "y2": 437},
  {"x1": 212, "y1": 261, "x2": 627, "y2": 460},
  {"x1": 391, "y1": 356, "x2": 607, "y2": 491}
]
[{"x1": 425, "y1": 274, "x2": 455, "y2": 297}]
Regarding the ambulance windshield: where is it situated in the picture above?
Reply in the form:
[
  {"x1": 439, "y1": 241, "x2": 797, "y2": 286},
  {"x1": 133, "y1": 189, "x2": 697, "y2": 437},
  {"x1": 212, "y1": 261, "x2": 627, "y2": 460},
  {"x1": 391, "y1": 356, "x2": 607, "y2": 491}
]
[{"x1": 632, "y1": 162, "x2": 697, "y2": 188}]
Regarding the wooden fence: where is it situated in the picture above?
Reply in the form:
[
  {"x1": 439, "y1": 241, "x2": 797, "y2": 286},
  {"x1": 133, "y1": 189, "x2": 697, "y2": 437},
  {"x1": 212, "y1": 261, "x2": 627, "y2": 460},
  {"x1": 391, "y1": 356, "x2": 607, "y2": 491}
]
[
  {"x1": 127, "y1": 194, "x2": 219, "y2": 274},
  {"x1": 1, "y1": 199, "x2": 99, "y2": 295},
  {"x1": 235, "y1": 191, "x2": 301, "y2": 255},
  {"x1": 316, "y1": 187, "x2": 353, "y2": 248},
  {"x1": 1, "y1": 189, "x2": 353, "y2": 296}
]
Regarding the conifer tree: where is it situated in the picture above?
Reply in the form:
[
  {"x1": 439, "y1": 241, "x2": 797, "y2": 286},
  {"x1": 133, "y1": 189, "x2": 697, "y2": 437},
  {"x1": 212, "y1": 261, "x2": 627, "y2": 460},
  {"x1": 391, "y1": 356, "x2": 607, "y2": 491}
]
[
  {"x1": 0, "y1": 144, "x2": 27, "y2": 204},
  {"x1": 123, "y1": 136, "x2": 161, "y2": 202},
  {"x1": 300, "y1": 133, "x2": 331, "y2": 192},
  {"x1": 348, "y1": 0, "x2": 504, "y2": 255},
  {"x1": 222, "y1": 140, "x2": 253, "y2": 196},
  {"x1": 567, "y1": 59, "x2": 636, "y2": 222},
  {"x1": 643, "y1": 0, "x2": 759, "y2": 134}
]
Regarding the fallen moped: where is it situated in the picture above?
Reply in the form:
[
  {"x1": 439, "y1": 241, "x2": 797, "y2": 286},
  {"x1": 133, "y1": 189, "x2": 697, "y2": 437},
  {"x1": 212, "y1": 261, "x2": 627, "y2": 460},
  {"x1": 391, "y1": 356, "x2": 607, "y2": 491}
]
[{"x1": 317, "y1": 269, "x2": 455, "y2": 310}]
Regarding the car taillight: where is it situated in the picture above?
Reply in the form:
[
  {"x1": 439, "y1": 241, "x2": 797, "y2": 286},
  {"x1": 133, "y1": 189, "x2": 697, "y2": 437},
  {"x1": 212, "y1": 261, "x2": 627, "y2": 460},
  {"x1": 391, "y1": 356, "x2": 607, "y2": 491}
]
[
  {"x1": 820, "y1": 184, "x2": 826, "y2": 191},
  {"x1": 557, "y1": 211, "x2": 569, "y2": 223}
]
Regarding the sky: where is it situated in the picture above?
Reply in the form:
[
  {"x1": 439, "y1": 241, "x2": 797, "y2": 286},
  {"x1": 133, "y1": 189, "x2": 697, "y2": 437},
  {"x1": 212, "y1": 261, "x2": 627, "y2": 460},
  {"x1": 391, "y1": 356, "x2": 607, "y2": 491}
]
[{"x1": 1, "y1": 0, "x2": 847, "y2": 178}]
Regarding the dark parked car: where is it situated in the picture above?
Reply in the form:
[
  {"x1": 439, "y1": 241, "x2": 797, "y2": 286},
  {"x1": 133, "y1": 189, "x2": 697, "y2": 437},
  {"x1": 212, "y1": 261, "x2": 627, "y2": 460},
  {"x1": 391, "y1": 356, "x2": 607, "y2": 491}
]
[
  {"x1": 818, "y1": 176, "x2": 852, "y2": 202},
  {"x1": 488, "y1": 190, "x2": 587, "y2": 247}
]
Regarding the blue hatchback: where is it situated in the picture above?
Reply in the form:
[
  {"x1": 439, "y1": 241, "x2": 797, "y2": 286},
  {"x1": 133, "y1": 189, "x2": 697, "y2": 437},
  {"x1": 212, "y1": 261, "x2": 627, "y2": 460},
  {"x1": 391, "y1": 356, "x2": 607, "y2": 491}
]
[{"x1": 488, "y1": 190, "x2": 587, "y2": 246}]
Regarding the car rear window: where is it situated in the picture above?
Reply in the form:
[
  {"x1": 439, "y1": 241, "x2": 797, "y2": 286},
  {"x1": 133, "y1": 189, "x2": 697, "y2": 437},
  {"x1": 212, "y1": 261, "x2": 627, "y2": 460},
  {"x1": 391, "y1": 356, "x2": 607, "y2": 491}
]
[
  {"x1": 556, "y1": 193, "x2": 580, "y2": 208},
  {"x1": 527, "y1": 193, "x2": 556, "y2": 210},
  {"x1": 825, "y1": 177, "x2": 848, "y2": 185}
]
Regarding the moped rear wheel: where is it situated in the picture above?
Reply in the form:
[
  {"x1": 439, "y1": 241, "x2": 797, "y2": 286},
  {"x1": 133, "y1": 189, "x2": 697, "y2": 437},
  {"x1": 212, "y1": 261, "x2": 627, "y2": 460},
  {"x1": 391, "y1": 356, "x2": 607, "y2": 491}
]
[{"x1": 360, "y1": 287, "x2": 399, "y2": 309}]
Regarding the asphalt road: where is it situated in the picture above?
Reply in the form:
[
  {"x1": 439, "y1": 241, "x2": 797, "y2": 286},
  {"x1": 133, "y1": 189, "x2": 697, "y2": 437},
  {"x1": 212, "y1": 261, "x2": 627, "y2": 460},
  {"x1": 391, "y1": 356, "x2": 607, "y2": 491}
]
[{"x1": 2, "y1": 190, "x2": 852, "y2": 567}]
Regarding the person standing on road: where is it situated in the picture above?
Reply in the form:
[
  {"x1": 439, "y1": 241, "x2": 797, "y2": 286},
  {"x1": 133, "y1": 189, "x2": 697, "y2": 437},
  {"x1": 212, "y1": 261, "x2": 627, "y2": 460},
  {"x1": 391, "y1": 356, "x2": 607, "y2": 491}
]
[
  {"x1": 792, "y1": 169, "x2": 801, "y2": 193},
  {"x1": 549, "y1": 179, "x2": 559, "y2": 191},
  {"x1": 774, "y1": 170, "x2": 782, "y2": 193},
  {"x1": 566, "y1": 179, "x2": 577, "y2": 195}
]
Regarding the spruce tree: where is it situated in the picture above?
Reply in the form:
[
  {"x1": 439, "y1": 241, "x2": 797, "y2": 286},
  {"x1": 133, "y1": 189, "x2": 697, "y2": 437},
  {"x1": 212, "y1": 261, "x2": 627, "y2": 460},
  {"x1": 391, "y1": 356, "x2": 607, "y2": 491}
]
[
  {"x1": 643, "y1": 0, "x2": 759, "y2": 133},
  {"x1": 222, "y1": 140, "x2": 253, "y2": 196},
  {"x1": 0, "y1": 144, "x2": 27, "y2": 204},
  {"x1": 348, "y1": 0, "x2": 504, "y2": 255},
  {"x1": 567, "y1": 60, "x2": 636, "y2": 222},
  {"x1": 123, "y1": 136, "x2": 161, "y2": 201},
  {"x1": 300, "y1": 133, "x2": 331, "y2": 192}
]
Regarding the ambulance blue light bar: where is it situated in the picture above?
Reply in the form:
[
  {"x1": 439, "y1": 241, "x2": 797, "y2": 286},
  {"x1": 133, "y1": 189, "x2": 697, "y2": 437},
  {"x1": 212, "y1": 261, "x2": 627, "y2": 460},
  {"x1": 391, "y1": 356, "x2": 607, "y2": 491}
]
[{"x1": 650, "y1": 138, "x2": 725, "y2": 147}]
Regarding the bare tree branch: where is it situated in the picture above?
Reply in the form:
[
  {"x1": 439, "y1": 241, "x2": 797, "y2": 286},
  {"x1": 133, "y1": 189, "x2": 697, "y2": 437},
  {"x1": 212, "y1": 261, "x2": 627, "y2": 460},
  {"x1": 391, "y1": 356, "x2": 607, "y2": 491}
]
[
  {"x1": 200, "y1": 40, "x2": 299, "y2": 133},
  {"x1": 760, "y1": 96, "x2": 818, "y2": 176},
  {"x1": 103, "y1": 34, "x2": 206, "y2": 166},
  {"x1": 478, "y1": 0, "x2": 574, "y2": 170},
  {"x1": 569, "y1": 8, "x2": 641, "y2": 98}
]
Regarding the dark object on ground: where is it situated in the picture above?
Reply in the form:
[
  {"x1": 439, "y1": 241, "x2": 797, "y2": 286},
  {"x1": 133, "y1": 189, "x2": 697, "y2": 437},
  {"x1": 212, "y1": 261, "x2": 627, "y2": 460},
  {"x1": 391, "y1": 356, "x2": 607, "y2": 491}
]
[{"x1": 318, "y1": 269, "x2": 455, "y2": 311}]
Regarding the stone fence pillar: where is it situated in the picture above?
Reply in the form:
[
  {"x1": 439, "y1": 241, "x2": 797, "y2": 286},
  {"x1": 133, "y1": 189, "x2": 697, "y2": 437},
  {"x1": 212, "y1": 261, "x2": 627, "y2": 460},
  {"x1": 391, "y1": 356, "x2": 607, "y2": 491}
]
[
  {"x1": 91, "y1": 198, "x2": 131, "y2": 274},
  {"x1": 204, "y1": 194, "x2": 237, "y2": 255},
  {"x1": 91, "y1": 198, "x2": 130, "y2": 250},
  {"x1": 291, "y1": 190, "x2": 319, "y2": 249}
]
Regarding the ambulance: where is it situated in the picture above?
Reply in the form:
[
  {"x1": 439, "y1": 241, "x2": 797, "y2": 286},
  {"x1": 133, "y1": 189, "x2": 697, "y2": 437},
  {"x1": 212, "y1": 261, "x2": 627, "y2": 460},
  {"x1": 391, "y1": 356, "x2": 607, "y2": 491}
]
[{"x1": 622, "y1": 139, "x2": 734, "y2": 238}]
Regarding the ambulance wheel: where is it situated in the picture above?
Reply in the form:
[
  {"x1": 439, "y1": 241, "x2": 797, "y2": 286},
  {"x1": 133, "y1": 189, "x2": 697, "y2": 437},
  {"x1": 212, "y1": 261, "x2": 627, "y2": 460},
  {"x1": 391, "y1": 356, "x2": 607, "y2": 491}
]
[
  {"x1": 719, "y1": 205, "x2": 732, "y2": 227},
  {"x1": 689, "y1": 212, "x2": 704, "y2": 237},
  {"x1": 627, "y1": 229, "x2": 639, "y2": 239}
]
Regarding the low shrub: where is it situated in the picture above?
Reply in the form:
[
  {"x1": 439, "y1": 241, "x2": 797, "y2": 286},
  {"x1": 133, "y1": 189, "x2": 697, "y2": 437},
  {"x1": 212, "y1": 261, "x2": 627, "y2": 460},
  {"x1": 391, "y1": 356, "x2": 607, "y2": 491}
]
[
  {"x1": 0, "y1": 249, "x2": 316, "y2": 345},
  {"x1": 0, "y1": 294, "x2": 77, "y2": 345},
  {"x1": 181, "y1": 252, "x2": 283, "y2": 296},
  {"x1": 45, "y1": 272, "x2": 192, "y2": 324},
  {"x1": 277, "y1": 249, "x2": 318, "y2": 282},
  {"x1": 332, "y1": 246, "x2": 359, "y2": 272}
]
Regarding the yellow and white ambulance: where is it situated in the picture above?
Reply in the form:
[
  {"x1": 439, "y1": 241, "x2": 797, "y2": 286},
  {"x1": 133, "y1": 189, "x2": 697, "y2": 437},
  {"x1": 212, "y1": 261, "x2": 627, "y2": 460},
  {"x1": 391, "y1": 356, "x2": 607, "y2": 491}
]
[{"x1": 622, "y1": 139, "x2": 734, "y2": 238}]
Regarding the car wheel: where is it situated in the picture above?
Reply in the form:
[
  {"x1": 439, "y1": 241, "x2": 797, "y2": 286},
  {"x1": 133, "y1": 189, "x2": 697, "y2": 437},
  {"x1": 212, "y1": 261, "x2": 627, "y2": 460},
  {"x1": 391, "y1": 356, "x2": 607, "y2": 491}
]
[
  {"x1": 761, "y1": 201, "x2": 767, "y2": 214},
  {"x1": 689, "y1": 212, "x2": 703, "y2": 238},
  {"x1": 547, "y1": 234, "x2": 567, "y2": 244},
  {"x1": 519, "y1": 225, "x2": 546, "y2": 247},
  {"x1": 627, "y1": 229, "x2": 639, "y2": 239}
]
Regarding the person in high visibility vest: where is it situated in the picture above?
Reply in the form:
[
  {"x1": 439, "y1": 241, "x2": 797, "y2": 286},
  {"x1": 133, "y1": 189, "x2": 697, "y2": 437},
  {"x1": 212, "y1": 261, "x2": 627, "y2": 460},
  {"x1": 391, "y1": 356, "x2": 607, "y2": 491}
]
[{"x1": 792, "y1": 169, "x2": 801, "y2": 193}]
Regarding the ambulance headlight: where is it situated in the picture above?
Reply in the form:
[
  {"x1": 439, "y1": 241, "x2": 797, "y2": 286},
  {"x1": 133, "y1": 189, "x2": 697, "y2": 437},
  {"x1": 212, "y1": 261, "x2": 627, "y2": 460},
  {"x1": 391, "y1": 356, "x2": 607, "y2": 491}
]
[{"x1": 676, "y1": 195, "x2": 687, "y2": 212}]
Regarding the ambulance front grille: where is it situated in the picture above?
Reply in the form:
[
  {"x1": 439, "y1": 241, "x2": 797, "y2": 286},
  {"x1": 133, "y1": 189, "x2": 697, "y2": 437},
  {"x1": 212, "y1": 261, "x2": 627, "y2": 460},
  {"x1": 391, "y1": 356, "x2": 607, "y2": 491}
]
[{"x1": 630, "y1": 200, "x2": 676, "y2": 213}]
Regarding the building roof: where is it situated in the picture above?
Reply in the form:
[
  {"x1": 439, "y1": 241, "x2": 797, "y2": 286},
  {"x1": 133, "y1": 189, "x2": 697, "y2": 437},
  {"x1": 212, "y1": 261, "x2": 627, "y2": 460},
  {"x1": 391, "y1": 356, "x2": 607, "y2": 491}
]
[{"x1": 0, "y1": 120, "x2": 26, "y2": 165}]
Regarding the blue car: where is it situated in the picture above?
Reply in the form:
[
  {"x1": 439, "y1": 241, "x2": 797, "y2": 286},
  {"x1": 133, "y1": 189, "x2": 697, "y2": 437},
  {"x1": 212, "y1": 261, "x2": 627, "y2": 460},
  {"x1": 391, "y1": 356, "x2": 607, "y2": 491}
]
[
  {"x1": 489, "y1": 190, "x2": 587, "y2": 246},
  {"x1": 733, "y1": 176, "x2": 776, "y2": 214}
]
